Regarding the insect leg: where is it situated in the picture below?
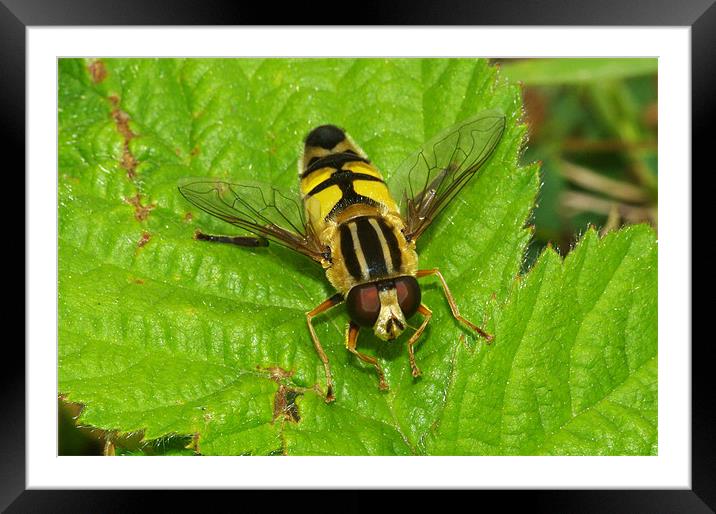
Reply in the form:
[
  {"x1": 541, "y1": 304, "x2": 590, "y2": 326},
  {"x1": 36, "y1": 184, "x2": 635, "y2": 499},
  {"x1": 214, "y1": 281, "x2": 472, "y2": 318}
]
[
  {"x1": 194, "y1": 230, "x2": 269, "y2": 248},
  {"x1": 306, "y1": 293, "x2": 344, "y2": 402},
  {"x1": 345, "y1": 321, "x2": 388, "y2": 391},
  {"x1": 416, "y1": 268, "x2": 494, "y2": 342},
  {"x1": 406, "y1": 304, "x2": 432, "y2": 377}
]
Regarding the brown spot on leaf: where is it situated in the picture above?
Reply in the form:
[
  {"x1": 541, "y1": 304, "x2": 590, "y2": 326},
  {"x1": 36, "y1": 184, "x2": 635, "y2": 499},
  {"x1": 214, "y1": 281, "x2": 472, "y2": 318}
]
[
  {"x1": 121, "y1": 152, "x2": 138, "y2": 178},
  {"x1": 108, "y1": 95, "x2": 138, "y2": 180},
  {"x1": 272, "y1": 385, "x2": 301, "y2": 424},
  {"x1": 137, "y1": 232, "x2": 152, "y2": 248},
  {"x1": 189, "y1": 433, "x2": 202, "y2": 455},
  {"x1": 88, "y1": 59, "x2": 107, "y2": 84},
  {"x1": 124, "y1": 193, "x2": 156, "y2": 222},
  {"x1": 184, "y1": 212, "x2": 194, "y2": 222},
  {"x1": 190, "y1": 146, "x2": 200, "y2": 157},
  {"x1": 257, "y1": 366, "x2": 303, "y2": 425},
  {"x1": 109, "y1": 96, "x2": 134, "y2": 140},
  {"x1": 132, "y1": 277, "x2": 145, "y2": 285}
]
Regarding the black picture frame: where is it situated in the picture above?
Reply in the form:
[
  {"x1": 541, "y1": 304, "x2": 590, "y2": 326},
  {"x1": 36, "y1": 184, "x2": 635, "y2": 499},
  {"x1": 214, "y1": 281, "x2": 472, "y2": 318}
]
[{"x1": 8, "y1": 0, "x2": 707, "y2": 511}]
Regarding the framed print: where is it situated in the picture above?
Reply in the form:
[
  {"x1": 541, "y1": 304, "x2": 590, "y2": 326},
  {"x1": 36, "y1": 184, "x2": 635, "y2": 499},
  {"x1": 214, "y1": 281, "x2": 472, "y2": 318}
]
[{"x1": 9, "y1": 0, "x2": 710, "y2": 510}]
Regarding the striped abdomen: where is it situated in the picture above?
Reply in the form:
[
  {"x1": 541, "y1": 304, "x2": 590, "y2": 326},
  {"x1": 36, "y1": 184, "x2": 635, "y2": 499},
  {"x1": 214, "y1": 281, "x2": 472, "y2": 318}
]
[{"x1": 300, "y1": 125, "x2": 399, "y2": 237}]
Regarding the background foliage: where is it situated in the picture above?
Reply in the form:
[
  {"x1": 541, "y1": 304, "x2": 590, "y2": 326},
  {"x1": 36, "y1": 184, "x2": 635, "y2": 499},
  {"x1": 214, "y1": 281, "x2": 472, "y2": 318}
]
[
  {"x1": 58, "y1": 58, "x2": 657, "y2": 456},
  {"x1": 498, "y1": 58, "x2": 658, "y2": 266}
]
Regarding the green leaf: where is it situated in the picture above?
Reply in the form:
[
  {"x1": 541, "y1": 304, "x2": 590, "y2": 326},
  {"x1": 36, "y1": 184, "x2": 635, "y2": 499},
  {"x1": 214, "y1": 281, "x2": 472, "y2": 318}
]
[
  {"x1": 58, "y1": 58, "x2": 656, "y2": 455},
  {"x1": 499, "y1": 58, "x2": 658, "y2": 86},
  {"x1": 427, "y1": 226, "x2": 657, "y2": 455}
]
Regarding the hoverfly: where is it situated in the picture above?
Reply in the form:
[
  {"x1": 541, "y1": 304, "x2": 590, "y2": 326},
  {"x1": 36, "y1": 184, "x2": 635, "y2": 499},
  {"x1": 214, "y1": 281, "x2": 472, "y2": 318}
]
[{"x1": 179, "y1": 110, "x2": 505, "y2": 402}]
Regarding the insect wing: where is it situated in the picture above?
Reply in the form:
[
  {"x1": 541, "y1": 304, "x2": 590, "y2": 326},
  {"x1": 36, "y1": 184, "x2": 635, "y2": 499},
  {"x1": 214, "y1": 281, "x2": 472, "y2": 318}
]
[
  {"x1": 178, "y1": 179, "x2": 325, "y2": 262},
  {"x1": 388, "y1": 109, "x2": 506, "y2": 242}
]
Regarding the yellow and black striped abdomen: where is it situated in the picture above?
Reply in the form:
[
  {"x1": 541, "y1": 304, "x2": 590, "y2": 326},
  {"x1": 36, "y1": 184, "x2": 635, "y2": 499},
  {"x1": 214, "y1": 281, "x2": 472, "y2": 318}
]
[{"x1": 300, "y1": 125, "x2": 399, "y2": 236}]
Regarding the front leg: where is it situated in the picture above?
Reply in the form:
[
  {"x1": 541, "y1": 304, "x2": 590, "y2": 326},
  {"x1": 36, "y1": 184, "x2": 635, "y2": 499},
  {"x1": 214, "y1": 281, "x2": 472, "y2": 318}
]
[
  {"x1": 306, "y1": 293, "x2": 344, "y2": 402},
  {"x1": 406, "y1": 304, "x2": 432, "y2": 377},
  {"x1": 345, "y1": 322, "x2": 388, "y2": 391},
  {"x1": 416, "y1": 268, "x2": 493, "y2": 342}
]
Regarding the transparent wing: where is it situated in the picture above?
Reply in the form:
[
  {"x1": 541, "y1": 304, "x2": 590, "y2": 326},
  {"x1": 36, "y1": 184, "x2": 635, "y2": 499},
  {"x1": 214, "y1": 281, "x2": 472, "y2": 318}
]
[
  {"x1": 178, "y1": 179, "x2": 326, "y2": 262},
  {"x1": 387, "y1": 109, "x2": 506, "y2": 242}
]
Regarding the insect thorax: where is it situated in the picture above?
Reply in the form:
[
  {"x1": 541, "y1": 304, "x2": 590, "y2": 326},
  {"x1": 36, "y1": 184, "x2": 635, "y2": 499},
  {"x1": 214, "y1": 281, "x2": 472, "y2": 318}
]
[{"x1": 323, "y1": 206, "x2": 418, "y2": 294}]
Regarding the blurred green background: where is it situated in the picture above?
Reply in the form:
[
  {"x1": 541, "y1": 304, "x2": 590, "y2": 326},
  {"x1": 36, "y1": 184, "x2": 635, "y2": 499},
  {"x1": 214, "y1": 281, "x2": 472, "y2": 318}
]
[
  {"x1": 59, "y1": 57, "x2": 658, "y2": 456},
  {"x1": 497, "y1": 58, "x2": 658, "y2": 268}
]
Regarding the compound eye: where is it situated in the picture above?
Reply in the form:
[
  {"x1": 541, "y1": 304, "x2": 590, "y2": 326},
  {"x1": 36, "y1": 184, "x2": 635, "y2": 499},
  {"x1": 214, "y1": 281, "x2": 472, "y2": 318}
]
[
  {"x1": 346, "y1": 284, "x2": 380, "y2": 327},
  {"x1": 395, "y1": 276, "x2": 421, "y2": 319}
]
